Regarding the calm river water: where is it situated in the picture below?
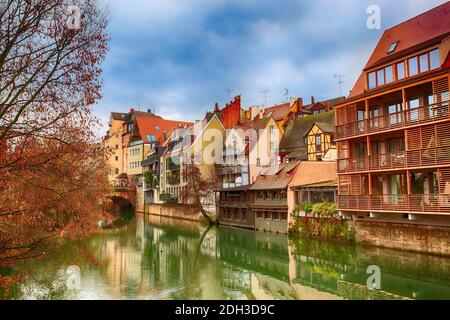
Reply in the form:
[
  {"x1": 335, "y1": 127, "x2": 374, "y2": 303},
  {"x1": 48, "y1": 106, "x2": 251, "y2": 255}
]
[{"x1": 6, "y1": 214, "x2": 450, "y2": 300}]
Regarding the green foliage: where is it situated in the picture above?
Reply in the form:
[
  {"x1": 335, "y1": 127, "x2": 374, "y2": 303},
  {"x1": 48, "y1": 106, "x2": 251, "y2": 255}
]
[
  {"x1": 143, "y1": 171, "x2": 153, "y2": 185},
  {"x1": 311, "y1": 202, "x2": 337, "y2": 217},
  {"x1": 290, "y1": 213, "x2": 355, "y2": 243},
  {"x1": 298, "y1": 202, "x2": 313, "y2": 215}
]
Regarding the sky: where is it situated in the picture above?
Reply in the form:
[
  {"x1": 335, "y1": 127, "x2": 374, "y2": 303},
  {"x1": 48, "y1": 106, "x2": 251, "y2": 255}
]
[{"x1": 94, "y1": 0, "x2": 448, "y2": 134}]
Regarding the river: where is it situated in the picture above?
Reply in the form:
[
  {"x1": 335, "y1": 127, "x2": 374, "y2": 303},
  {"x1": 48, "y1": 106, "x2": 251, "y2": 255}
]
[{"x1": 5, "y1": 213, "x2": 450, "y2": 300}]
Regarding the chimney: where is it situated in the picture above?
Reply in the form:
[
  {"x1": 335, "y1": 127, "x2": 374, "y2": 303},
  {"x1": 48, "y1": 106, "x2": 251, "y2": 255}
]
[
  {"x1": 163, "y1": 131, "x2": 167, "y2": 142},
  {"x1": 311, "y1": 96, "x2": 315, "y2": 104},
  {"x1": 147, "y1": 108, "x2": 152, "y2": 114},
  {"x1": 326, "y1": 102, "x2": 331, "y2": 112},
  {"x1": 130, "y1": 107, "x2": 135, "y2": 114},
  {"x1": 215, "y1": 102, "x2": 220, "y2": 113},
  {"x1": 297, "y1": 98, "x2": 303, "y2": 109}
]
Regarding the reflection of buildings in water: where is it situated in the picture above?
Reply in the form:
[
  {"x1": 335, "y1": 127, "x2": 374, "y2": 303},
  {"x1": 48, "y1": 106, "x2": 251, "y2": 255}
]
[
  {"x1": 220, "y1": 262, "x2": 252, "y2": 300},
  {"x1": 101, "y1": 215, "x2": 450, "y2": 300}
]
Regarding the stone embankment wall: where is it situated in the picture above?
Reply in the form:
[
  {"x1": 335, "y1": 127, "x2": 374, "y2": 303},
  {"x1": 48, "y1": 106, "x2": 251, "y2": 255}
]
[
  {"x1": 354, "y1": 219, "x2": 450, "y2": 256},
  {"x1": 144, "y1": 203, "x2": 202, "y2": 222}
]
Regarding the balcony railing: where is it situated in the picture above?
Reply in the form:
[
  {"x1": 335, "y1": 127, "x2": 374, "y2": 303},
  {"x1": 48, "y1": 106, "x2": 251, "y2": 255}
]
[
  {"x1": 336, "y1": 100, "x2": 450, "y2": 140},
  {"x1": 338, "y1": 194, "x2": 450, "y2": 214},
  {"x1": 216, "y1": 164, "x2": 247, "y2": 176},
  {"x1": 338, "y1": 145, "x2": 450, "y2": 173}
]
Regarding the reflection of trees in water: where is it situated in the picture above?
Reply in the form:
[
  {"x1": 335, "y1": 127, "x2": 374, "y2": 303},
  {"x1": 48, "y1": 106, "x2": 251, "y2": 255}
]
[{"x1": 8, "y1": 214, "x2": 450, "y2": 300}]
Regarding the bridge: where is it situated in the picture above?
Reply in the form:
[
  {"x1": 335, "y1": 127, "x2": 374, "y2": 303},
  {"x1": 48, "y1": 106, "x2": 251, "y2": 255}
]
[{"x1": 106, "y1": 184, "x2": 136, "y2": 213}]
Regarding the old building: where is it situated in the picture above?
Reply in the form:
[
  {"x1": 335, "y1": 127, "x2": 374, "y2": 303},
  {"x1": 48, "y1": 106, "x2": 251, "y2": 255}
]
[
  {"x1": 279, "y1": 110, "x2": 335, "y2": 162},
  {"x1": 216, "y1": 185, "x2": 255, "y2": 229},
  {"x1": 250, "y1": 162, "x2": 299, "y2": 234},
  {"x1": 160, "y1": 114, "x2": 225, "y2": 204},
  {"x1": 103, "y1": 112, "x2": 127, "y2": 181},
  {"x1": 335, "y1": 2, "x2": 450, "y2": 225},
  {"x1": 304, "y1": 122, "x2": 336, "y2": 161}
]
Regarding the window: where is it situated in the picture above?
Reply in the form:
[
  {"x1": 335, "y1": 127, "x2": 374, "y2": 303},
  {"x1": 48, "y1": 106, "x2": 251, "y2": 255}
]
[
  {"x1": 368, "y1": 72, "x2": 376, "y2": 89},
  {"x1": 315, "y1": 135, "x2": 322, "y2": 152},
  {"x1": 270, "y1": 141, "x2": 276, "y2": 150},
  {"x1": 115, "y1": 144, "x2": 119, "y2": 150},
  {"x1": 408, "y1": 57, "x2": 418, "y2": 76},
  {"x1": 408, "y1": 98, "x2": 420, "y2": 122},
  {"x1": 270, "y1": 159, "x2": 276, "y2": 165},
  {"x1": 387, "y1": 41, "x2": 399, "y2": 54},
  {"x1": 396, "y1": 62, "x2": 405, "y2": 80},
  {"x1": 257, "y1": 212, "x2": 264, "y2": 219},
  {"x1": 115, "y1": 156, "x2": 119, "y2": 161},
  {"x1": 146, "y1": 134, "x2": 156, "y2": 142},
  {"x1": 115, "y1": 168, "x2": 119, "y2": 174},
  {"x1": 155, "y1": 126, "x2": 160, "y2": 131},
  {"x1": 377, "y1": 69, "x2": 385, "y2": 86},
  {"x1": 256, "y1": 158, "x2": 261, "y2": 167},
  {"x1": 269, "y1": 126, "x2": 275, "y2": 134},
  {"x1": 303, "y1": 137, "x2": 308, "y2": 145},
  {"x1": 385, "y1": 65, "x2": 394, "y2": 83},
  {"x1": 419, "y1": 54, "x2": 429, "y2": 73},
  {"x1": 430, "y1": 49, "x2": 440, "y2": 70}
]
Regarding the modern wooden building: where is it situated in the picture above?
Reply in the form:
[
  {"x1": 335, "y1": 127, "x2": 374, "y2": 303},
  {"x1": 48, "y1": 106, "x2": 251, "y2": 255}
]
[{"x1": 336, "y1": 3, "x2": 450, "y2": 224}]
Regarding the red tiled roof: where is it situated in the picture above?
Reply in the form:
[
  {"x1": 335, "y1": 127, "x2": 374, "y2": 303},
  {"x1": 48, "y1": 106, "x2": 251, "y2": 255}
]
[
  {"x1": 365, "y1": 2, "x2": 450, "y2": 70},
  {"x1": 135, "y1": 117, "x2": 193, "y2": 144},
  {"x1": 290, "y1": 161, "x2": 337, "y2": 188},
  {"x1": 250, "y1": 163, "x2": 299, "y2": 190},
  {"x1": 349, "y1": 2, "x2": 450, "y2": 98},
  {"x1": 263, "y1": 103, "x2": 291, "y2": 121}
]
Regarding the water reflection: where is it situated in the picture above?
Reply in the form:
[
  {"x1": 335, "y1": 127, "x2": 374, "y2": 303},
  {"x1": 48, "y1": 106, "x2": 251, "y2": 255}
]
[{"x1": 10, "y1": 214, "x2": 450, "y2": 300}]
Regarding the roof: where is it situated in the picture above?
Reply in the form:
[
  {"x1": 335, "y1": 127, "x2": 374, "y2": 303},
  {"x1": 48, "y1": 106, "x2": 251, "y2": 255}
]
[
  {"x1": 349, "y1": 2, "x2": 450, "y2": 97},
  {"x1": 135, "y1": 117, "x2": 193, "y2": 144},
  {"x1": 303, "y1": 122, "x2": 335, "y2": 137},
  {"x1": 111, "y1": 112, "x2": 127, "y2": 121},
  {"x1": 302, "y1": 96, "x2": 345, "y2": 110},
  {"x1": 280, "y1": 110, "x2": 335, "y2": 160},
  {"x1": 263, "y1": 103, "x2": 291, "y2": 121},
  {"x1": 216, "y1": 184, "x2": 252, "y2": 192},
  {"x1": 290, "y1": 161, "x2": 337, "y2": 188},
  {"x1": 250, "y1": 162, "x2": 299, "y2": 191}
]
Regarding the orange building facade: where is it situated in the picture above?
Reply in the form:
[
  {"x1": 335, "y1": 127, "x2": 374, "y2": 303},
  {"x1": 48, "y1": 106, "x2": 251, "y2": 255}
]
[{"x1": 336, "y1": 3, "x2": 450, "y2": 224}]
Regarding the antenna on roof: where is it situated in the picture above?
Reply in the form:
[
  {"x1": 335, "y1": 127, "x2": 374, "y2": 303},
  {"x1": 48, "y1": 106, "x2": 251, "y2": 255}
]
[
  {"x1": 283, "y1": 88, "x2": 289, "y2": 102},
  {"x1": 261, "y1": 89, "x2": 269, "y2": 106},
  {"x1": 334, "y1": 74, "x2": 348, "y2": 97}
]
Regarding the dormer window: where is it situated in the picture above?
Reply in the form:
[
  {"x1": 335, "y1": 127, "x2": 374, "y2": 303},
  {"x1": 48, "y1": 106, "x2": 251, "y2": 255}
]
[{"x1": 387, "y1": 41, "x2": 399, "y2": 54}]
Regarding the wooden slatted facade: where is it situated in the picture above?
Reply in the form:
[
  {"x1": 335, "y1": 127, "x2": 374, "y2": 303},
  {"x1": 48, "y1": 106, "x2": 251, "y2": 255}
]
[{"x1": 335, "y1": 3, "x2": 450, "y2": 220}]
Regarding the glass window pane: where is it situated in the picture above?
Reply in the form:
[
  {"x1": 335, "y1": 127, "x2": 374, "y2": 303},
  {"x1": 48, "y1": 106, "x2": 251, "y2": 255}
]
[
  {"x1": 385, "y1": 66, "x2": 394, "y2": 83},
  {"x1": 377, "y1": 69, "x2": 385, "y2": 85},
  {"x1": 419, "y1": 54, "x2": 429, "y2": 72},
  {"x1": 430, "y1": 49, "x2": 440, "y2": 69},
  {"x1": 408, "y1": 57, "x2": 418, "y2": 76},
  {"x1": 397, "y1": 62, "x2": 405, "y2": 80},
  {"x1": 368, "y1": 72, "x2": 376, "y2": 89}
]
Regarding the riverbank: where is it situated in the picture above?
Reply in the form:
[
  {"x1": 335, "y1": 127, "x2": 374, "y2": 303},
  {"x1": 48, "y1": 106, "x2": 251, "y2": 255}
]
[
  {"x1": 4, "y1": 215, "x2": 450, "y2": 300},
  {"x1": 141, "y1": 203, "x2": 450, "y2": 257}
]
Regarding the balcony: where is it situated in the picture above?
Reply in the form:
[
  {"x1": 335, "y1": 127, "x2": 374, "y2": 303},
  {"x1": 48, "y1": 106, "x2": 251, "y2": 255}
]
[
  {"x1": 338, "y1": 145, "x2": 450, "y2": 173},
  {"x1": 216, "y1": 164, "x2": 247, "y2": 176},
  {"x1": 338, "y1": 194, "x2": 450, "y2": 215},
  {"x1": 336, "y1": 100, "x2": 450, "y2": 140}
]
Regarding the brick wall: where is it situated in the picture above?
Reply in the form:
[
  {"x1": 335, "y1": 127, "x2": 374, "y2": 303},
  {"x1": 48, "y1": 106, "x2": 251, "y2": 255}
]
[{"x1": 354, "y1": 219, "x2": 450, "y2": 256}]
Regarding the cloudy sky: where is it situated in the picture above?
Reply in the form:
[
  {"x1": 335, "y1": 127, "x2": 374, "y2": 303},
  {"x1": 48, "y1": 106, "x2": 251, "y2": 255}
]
[{"x1": 94, "y1": 0, "x2": 447, "y2": 133}]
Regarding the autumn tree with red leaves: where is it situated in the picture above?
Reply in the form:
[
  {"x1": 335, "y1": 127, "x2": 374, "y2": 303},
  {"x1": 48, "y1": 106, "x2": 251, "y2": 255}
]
[
  {"x1": 0, "y1": 0, "x2": 109, "y2": 274},
  {"x1": 181, "y1": 162, "x2": 219, "y2": 226}
]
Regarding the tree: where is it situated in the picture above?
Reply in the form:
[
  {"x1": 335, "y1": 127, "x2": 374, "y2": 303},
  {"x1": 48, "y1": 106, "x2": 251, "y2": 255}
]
[
  {"x1": 181, "y1": 163, "x2": 219, "y2": 225},
  {"x1": 0, "y1": 0, "x2": 109, "y2": 272}
]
